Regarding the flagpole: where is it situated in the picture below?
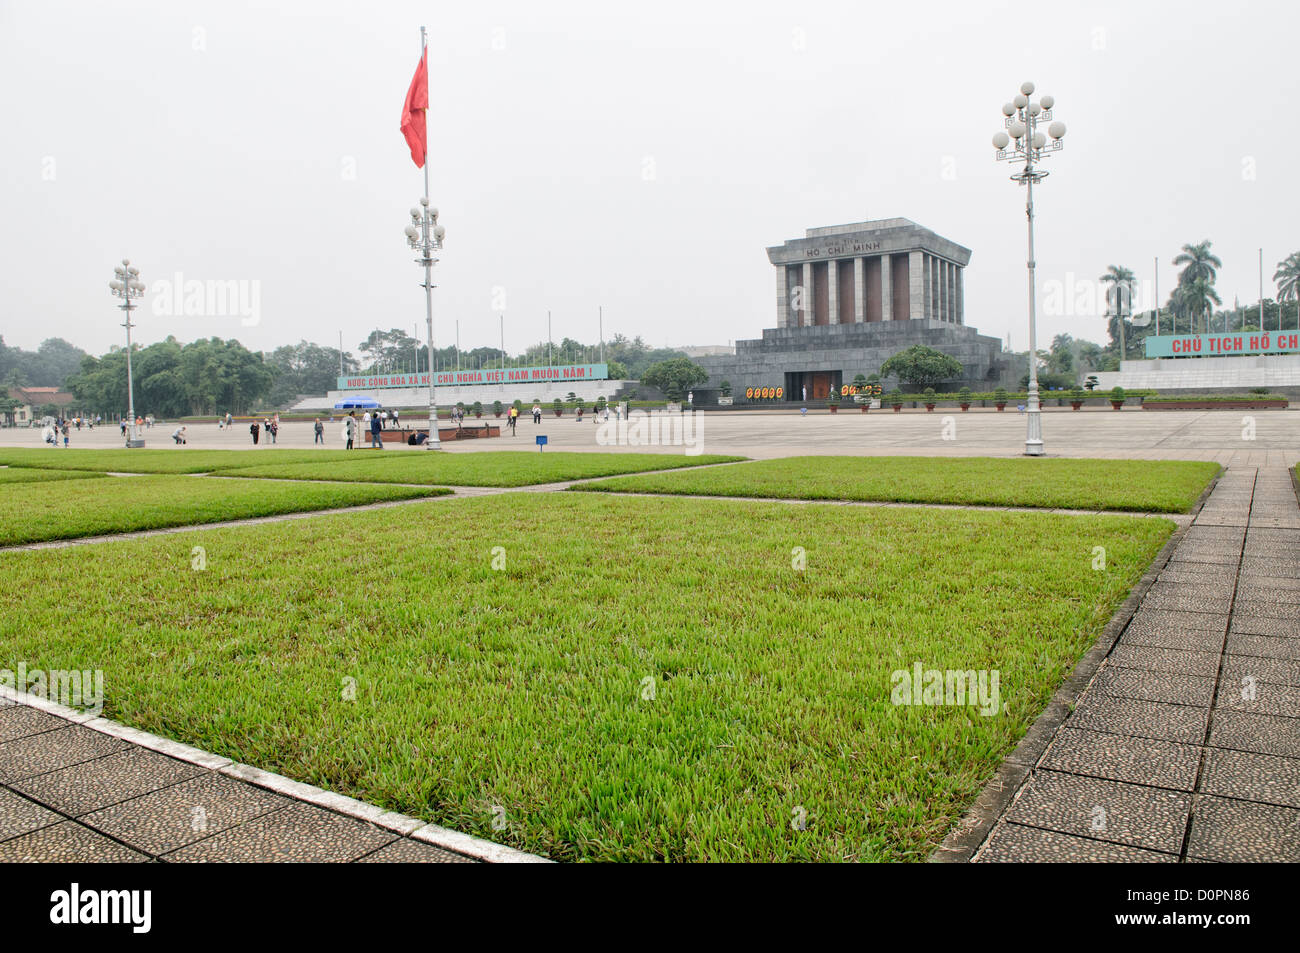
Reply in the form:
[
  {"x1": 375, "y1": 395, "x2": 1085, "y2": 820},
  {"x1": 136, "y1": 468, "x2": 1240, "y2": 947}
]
[{"x1": 419, "y1": 25, "x2": 441, "y2": 449}]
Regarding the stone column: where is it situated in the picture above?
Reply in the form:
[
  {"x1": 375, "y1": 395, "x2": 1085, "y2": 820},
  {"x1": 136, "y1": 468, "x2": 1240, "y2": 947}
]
[
  {"x1": 940, "y1": 260, "x2": 949, "y2": 323},
  {"x1": 879, "y1": 254, "x2": 892, "y2": 321},
  {"x1": 853, "y1": 257, "x2": 866, "y2": 323},
  {"x1": 802, "y1": 261, "x2": 814, "y2": 327},
  {"x1": 956, "y1": 266, "x2": 964, "y2": 325},
  {"x1": 827, "y1": 259, "x2": 839, "y2": 325},
  {"x1": 909, "y1": 251, "x2": 924, "y2": 320},
  {"x1": 775, "y1": 266, "x2": 789, "y2": 328},
  {"x1": 948, "y1": 262, "x2": 956, "y2": 323}
]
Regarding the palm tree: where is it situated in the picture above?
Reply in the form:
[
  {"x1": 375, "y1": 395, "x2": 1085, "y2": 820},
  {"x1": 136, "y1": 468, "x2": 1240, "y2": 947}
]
[
  {"x1": 1181, "y1": 275, "x2": 1222, "y2": 334},
  {"x1": 1275, "y1": 252, "x2": 1300, "y2": 331},
  {"x1": 1173, "y1": 241, "x2": 1223, "y2": 332},
  {"x1": 1100, "y1": 265, "x2": 1136, "y2": 358}
]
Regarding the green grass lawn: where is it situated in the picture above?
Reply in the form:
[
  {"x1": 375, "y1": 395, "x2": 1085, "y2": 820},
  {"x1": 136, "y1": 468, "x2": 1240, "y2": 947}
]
[
  {"x1": 0, "y1": 493, "x2": 1173, "y2": 860},
  {"x1": 215, "y1": 451, "x2": 745, "y2": 487},
  {"x1": 575, "y1": 456, "x2": 1220, "y2": 513},
  {"x1": 0, "y1": 447, "x2": 361, "y2": 475},
  {"x1": 0, "y1": 475, "x2": 450, "y2": 546},
  {"x1": 0, "y1": 467, "x2": 107, "y2": 485}
]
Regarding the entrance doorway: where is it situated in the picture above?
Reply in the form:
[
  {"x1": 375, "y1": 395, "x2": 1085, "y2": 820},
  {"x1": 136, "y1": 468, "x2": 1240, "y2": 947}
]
[{"x1": 785, "y1": 370, "x2": 842, "y2": 403}]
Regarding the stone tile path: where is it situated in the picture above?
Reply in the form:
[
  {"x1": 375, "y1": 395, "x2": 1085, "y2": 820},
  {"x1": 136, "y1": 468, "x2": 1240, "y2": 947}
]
[
  {"x1": 0, "y1": 690, "x2": 546, "y2": 863},
  {"x1": 971, "y1": 465, "x2": 1300, "y2": 862}
]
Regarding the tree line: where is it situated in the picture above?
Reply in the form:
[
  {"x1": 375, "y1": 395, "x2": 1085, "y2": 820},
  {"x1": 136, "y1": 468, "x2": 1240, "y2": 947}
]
[{"x1": 2, "y1": 329, "x2": 692, "y2": 418}]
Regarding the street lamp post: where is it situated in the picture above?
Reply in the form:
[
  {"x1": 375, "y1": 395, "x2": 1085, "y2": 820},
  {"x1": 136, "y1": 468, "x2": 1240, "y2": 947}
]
[
  {"x1": 992, "y1": 82, "x2": 1066, "y2": 457},
  {"x1": 405, "y1": 198, "x2": 446, "y2": 449},
  {"x1": 109, "y1": 258, "x2": 146, "y2": 447}
]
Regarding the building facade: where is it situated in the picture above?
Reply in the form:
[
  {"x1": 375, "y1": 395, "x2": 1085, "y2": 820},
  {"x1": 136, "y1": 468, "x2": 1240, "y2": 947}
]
[{"x1": 697, "y1": 218, "x2": 1011, "y2": 400}]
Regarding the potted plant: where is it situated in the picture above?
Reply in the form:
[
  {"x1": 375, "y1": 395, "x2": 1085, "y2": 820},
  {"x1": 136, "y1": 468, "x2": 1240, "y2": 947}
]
[
  {"x1": 472, "y1": 400, "x2": 483, "y2": 419},
  {"x1": 1084, "y1": 375, "x2": 1099, "y2": 391},
  {"x1": 595, "y1": 395, "x2": 607, "y2": 414},
  {"x1": 1109, "y1": 386, "x2": 1125, "y2": 411},
  {"x1": 827, "y1": 391, "x2": 840, "y2": 414},
  {"x1": 1069, "y1": 389, "x2": 1085, "y2": 411},
  {"x1": 553, "y1": 398, "x2": 563, "y2": 417},
  {"x1": 492, "y1": 400, "x2": 504, "y2": 418},
  {"x1": 993, "y1": 387, "x2": 1008, "y2": 412},
  {"x1": 958, "y1": 386, "x2": 972, "y2": 412},
  {"x1": 923, "y1": 387, "x2": 936, "y2": 412},
  {"x1": 889, "y1": 389, "x2": 904, "y2": 413}
]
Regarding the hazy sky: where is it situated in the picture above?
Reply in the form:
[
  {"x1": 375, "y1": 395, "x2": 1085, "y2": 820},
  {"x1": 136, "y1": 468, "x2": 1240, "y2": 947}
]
[{"x1": 3, "y1": 0, "x2": 1297, "y2": 360}]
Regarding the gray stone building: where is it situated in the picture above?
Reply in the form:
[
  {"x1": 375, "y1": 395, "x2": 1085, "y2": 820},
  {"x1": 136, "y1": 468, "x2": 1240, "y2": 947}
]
[{"x1": 697, "y1": 218, "x2": 1012, "y2": 401}]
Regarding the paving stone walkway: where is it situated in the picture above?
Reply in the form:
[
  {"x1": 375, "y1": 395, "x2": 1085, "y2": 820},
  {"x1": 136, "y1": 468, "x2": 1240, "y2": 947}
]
[
  {"x1": 971, "y1": 465, "x2": 1300, "y2": 862},
  {"x1": 0, "y1": 690, "x2": 544, "y2": 863}
]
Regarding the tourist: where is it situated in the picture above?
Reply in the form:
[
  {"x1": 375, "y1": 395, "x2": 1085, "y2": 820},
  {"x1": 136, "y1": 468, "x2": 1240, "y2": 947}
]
[
  {"x1": 172, "y1": 426, "x2": 187, "y2": 445},
  {"x1": 344, "y1": 412, "x2": 356, "y2": 450},
  {"x1": 370, "y1": 411, "x2": 383, "y2": 448},
  {"x1": 62, "y1": 422, "x2": 69, "y2": 447},
  {"x1": 268, "y1": 419, "x2": 278, "y2": 444},
  {"x1": 507, "y1": 405, "x2": 518, "y2": 435},
  {"x1": 250, "y1": 421, "x2": 261, "y2": 445},
  {"x1": 225, "y1": 412, "x2": 233, "y2": 428},
  {"x1": 532, "y1": 403, "x2": 542, "y2": 424},
  {"x1": 120, "y1": 418, "x2": 128, "y2": 437},
  {"x1": 392, "y1": 409, "x2": 400, "y2": 427},
  {"x1": 313, "y1": 418, "x2": 324, "y2": 444},
  {"x1": 380, "y1": 409, "x2": 389, "y2": 429}
]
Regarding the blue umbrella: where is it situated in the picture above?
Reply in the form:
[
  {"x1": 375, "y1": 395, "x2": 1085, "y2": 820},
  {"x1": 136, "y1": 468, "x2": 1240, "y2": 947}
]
[{"x1": 333, "y1": 396, "x2": 382, "y2": 410}]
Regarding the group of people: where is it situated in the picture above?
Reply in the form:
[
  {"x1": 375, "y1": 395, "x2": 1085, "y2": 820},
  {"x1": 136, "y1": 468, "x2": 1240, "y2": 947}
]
[
  {"x1": 339, "y1": 410, "x2": 387, "y2": 449},
  {"x1": 249, "y1": 415, "x2": 280, "y2": 445},
  {"x1": 41, "y1": 418, "x2": 71, "y2": 447}
]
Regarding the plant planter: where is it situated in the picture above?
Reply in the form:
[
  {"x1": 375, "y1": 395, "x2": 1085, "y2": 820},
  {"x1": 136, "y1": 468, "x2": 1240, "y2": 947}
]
[
  {"x1": 892, "y1": 405, "x2": 903, "y2": 413},
  {"x1": 1110, "y1": 402, "x2": 1123, "y2": 410},
  {"x1": 828, "y1": 405, "x2": 838, "y2": 414},
  {"x1": 554, "y1": 410, "x2": 563, "y2": 417},
  {"x1": 959, "y1": 403, "x2": 970, "y2": 412},
  {"x1": 861, "y1": 405, "x2": 869, "y2": 413},
  {"x1": 924, "y1": 403, "x2": 936, "y2": 412},
  {"x1": 995, "y1": 403, "x2": 1006, "y2": 412},
  {"x1": 494, "y1": 412, "x2": 503, "y2": 418},
  {"x1": 1071, "y1": 402, "x2": 1083, "y2": 410}
]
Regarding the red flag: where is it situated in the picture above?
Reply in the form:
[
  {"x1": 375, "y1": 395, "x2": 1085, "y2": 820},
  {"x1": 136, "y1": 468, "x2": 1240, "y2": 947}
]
[{"x1": 400, "y1": 49, "x2": 428, "y2": 168}]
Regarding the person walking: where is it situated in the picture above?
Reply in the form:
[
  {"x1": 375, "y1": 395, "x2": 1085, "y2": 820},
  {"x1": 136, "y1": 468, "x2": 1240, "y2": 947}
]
[
  {"x1": 313, "y1": 418, "x2": 324, "y2": 444},
  {"x1": 507, "y1": 405, "x2": 517, "y2": 435},
  {"x1": 250, "y1": 421, "x2": 260, "y2": 445},
  {"x1": 392, "y1": 409, "x2": 400, "y2": 428},
  {"x1": 344, "y1": 412, "x2": 356, "y2": 450},
  {"x1": 370, "y1": 411, "x2": 384, "y2": 448},
  {"x1": 61, "y1": 421, "x2": 70, "y2": 447},
  {"x1": 532, "y1": 403, "x2": 541, "y2": 424}
]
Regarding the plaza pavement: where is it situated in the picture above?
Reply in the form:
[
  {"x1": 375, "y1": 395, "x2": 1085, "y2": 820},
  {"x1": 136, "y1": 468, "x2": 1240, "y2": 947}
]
[
  {"x1": 1, "y1": 410, "x2": 1296, "y2": 862},
  {"x1": 949, "y1": 464, "x2": 1300, "y2": 862},
  {"x1": 6, "y1": 406, "x2": 1299, "y2": 467}
]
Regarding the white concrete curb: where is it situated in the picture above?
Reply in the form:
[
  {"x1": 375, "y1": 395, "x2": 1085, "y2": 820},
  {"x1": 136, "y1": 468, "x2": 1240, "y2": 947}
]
[{"x1": 0, "y1": 683, "x2": 551, "y2": 863}]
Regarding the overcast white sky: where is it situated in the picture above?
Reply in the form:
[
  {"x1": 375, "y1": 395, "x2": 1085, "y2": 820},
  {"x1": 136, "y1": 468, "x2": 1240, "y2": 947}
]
[{"x1": 3, "y1": 0, "x2": 1297, "y2": 359}]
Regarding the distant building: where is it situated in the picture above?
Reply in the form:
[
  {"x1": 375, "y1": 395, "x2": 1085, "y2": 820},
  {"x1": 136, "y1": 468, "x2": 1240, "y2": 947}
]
[
  {"x1": 6, "y1": 385, "x2": 75, "y2": 425},
  {"x1": 696, "y1": 218, "x2": 1012, "y2": 401}
]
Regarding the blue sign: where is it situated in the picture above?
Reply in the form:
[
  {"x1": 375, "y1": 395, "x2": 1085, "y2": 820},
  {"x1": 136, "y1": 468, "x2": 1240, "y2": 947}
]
[{"x1": 536, "y1": 435, "x2": 548, "y2": 452}]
